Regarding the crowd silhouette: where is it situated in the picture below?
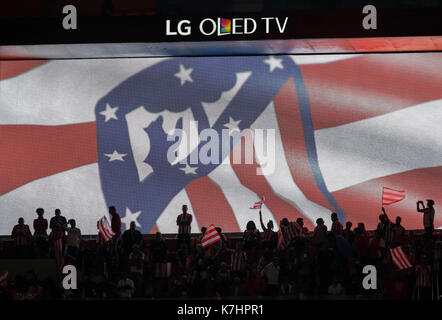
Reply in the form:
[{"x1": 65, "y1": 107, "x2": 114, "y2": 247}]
[{"x1": 0, "y1": 201, "x2": 440, "y2": 300}]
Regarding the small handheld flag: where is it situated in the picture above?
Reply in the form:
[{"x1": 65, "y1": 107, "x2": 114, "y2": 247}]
[
  {"x1": 201, "y1": 224, "x2": 221, "y2": 247},
  {"x1": 98, "y1": 216, "x2": 115, "y2": 242},
  {"x1": 390, "y1": 246, "x2": 412, "y2": 270},
  {"x1": 250, "y1": 195, "x2": 266, "y2": 210},
  {"x1": 382, "y1": 187, "x2": 405, "y2": 206}
]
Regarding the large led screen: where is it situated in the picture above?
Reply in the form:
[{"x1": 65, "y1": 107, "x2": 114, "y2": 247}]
[{"x1": 1, "y1": 53, "x2": 442, "y2": 235}]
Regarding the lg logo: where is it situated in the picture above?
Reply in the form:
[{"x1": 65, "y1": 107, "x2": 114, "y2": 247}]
[{"x1": 166, "y1": 17, "x2": 289, "y2": 37}]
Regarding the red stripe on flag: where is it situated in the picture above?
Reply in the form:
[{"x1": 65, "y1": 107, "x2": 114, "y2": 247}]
[
  {"x1": 230, "y1": 130, "x2": 313, "y2": 230},
  {"x1": 299, "y1": 54, "x2": 442, "y2": 130},
  {"x1": 273, "y1": 77, "x2": 334, "y2": 217},
  {"x1": 186, "y1": 177, "x2": 239, "y2": 232},
  {"x1": 0, "y1": 122, "x2": 98, "y2": 195},
  {"x1": 0, "y1": 60, "x2": 47, "y2": 80}
]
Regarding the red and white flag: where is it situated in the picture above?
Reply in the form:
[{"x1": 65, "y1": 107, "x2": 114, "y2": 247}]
[
  {"x1": 382, "y1": 187, "x2": 406, "y2": 206},
  {"x1": 201, "y1": 224, "x2": 221, "y2": 247},
  {"x1": 250, "y1": 195, "x2": 266, "y2": 210},
  {"x1": 155, "y1": 262, "x2": 172, "y2": 278},
  {"x1": 390, "y1": 246, "x2": 412, "y2": 270},
  {"x1": 98, "y1": 216, "x2": 115, "y2": 242},
  {"x1": 277, "y1": 229, "x2": 286, "y2": 250}
]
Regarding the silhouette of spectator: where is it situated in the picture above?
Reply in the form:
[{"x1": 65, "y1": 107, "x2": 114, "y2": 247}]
[
  {"x1": 11, "y1": 218, "x2": 32, "y2": 258},
  {"x1": 259, "y1": 210, "x2": 277, "y2": 250},
  {"x1": 417, "y1": 200, "x2": 435, "y2": 237},
  {"x1": 176, "y1": 205, "x2": 192, "y2": 250},
  {"x1": 33, "y1": 208, "x2": 48, "y2": 257},
  {"x1": 312, "y1": 218, "x2": 327, "y2": 250},
  {"x1": 108, "y1": 206, "x2": 122, "y2": 253},
  {"x1": 343, "y1": 221, "x2": 354, "y2": 244},
  {"x1": 122, "y1": 222, "x2": 142, "y2": 254},
  {"x1": 49, "y1": 209, "x2": 67, "y2": 242},
  {"x1": 331, "y1": 212, "x2": 343, "y2": 236},
  {"x1": 391, "y1": 216, "x2": 406, "y2": 247},
  {"x1": 243, "y1": 221, "x2": 260, "y2": 251},
  {"x1": 65, "y1": 219, "x2": 81, "y2": 262}
]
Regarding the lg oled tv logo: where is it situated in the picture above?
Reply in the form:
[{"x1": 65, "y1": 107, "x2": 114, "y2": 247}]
[{"x1": 166, "y1": 17, "x2": 289, "y2": 36}]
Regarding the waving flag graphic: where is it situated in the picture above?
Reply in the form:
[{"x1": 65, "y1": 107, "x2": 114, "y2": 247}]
[{"x1": 1, "y1": 53, "x2": 442, "y2": 235}]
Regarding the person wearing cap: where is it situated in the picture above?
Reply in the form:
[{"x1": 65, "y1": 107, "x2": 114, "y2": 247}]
[{"x1": 417, "y1": 199, "x2": 435, "y2": 237}]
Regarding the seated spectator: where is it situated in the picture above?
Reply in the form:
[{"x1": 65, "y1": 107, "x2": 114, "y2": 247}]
[
  {"x1": 243, "y1": 221, "x2": 260, "y2": 251},
  {"x1": 116, "y1": 272, "x2": 135, "y2": 298},
  {"x1": 328, "y1": 277, "x2": 345, "y2": 299},
  {"x1": 11, "y1": 218, "x2": 32, "y2": 258},
  {"x1": 261, "y1": 256, "x2": 280, "y2": 297},
  {"x1": 65, "y1": 219, "x2": 81, "y2": 262},
  {"x1": 33, "y1": 208, "x2": 48, "y2": 258},
  {"x1": 122, "y1": 222, "x2": 142, "y2": 254},
  {"x1": 128, "y1": 244, "x2": 145, "y2": 296}
]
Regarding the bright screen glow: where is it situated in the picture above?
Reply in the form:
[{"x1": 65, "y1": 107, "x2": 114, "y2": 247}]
[{"x1": 1, "y1": 53, "x2": 442, "y2": 235}]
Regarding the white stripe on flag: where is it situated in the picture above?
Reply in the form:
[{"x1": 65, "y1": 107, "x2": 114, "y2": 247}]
[
  {"x1": 251, "y1": 102, "x2": 333, "y2": 228},
  {"x1": 0, "y1": 58, "x2": 167, "y2": 125},
  {"x1": 208, "y1": 157, "x2": 277, "y2": 232},
  {"x1": 316, "y1": 99, "x2": 442, "y2": 192},
  {"x1": 0, "y1": 164, "x2": 107, "y2": 235}
]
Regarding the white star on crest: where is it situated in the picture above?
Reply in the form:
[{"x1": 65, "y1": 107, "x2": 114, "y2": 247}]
[
  {"x1": 104, "y1": 150, "x2": 127, "y2": 162},
  {"x1": 179, "y1": 163, "x2": 198, "y2": 175},
  {"x1": 264, "y1": 56, "x2": 284, "y2": 72},
  {"x1": 224, "y1": 116, "x2": 241, "y2": 134},
  {"x1": 174, "y1": 64, "x2": 194, "y2": 86},
  {"x1": 99, "y1": 104, "x2": 119, "y2": 122},
  {"x1": 121, "y1": 207, "x2": 142, "y2": 230}
]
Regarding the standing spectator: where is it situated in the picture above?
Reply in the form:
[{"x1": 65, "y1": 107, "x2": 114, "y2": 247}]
[
  {"x1": 331, "y1": 212, "x2": 343, "y2": 236},
  {"x1": 261, "y1": 256, "x2": 280, "y2": 297},
  {"x1": 122, "y1": 222, "x2": 142, "y2": 255},
  {"x1": 176, "y1": 205, "x2": 193, "y2": 250},
  {"x1": 65, "y1": 219, "x2": 81, "y2": 262},
  {"x1": 279, "y1": 218, "x2": 300, "y2": 248},
  {"x1": 109, "y1": 206, "x2": 122, "y2": 246},
  {"x1": 33, "y1": 208, "x2": 48, "y2": 258},
  {"x1": 259, "y1": 210, "x2": 277, "y2": 250},
  {"x1": 342, "y1": 221, "x2": 354, "y2": 244},
  {"x1": 243, "y1": 221, "x2": 260, "y2": 251},
  {"x1": 312, "y1": 218, "x2": 328, "y2": 250},
  {"x1": 417, "y1": 200, "x2": 435, "y2": 238},
  {"x1": 49, "y1": 209, "x2": 67, "y2": 254},
  {"x1": 49, "y1": 209, "x2": 67, "y2": 234},
  {"x1": 11, "y1": 218, "x2": 32, "y2": 258},
  {"x1": 391, "y1": 216, "x2": 406, "y2": 247}
]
